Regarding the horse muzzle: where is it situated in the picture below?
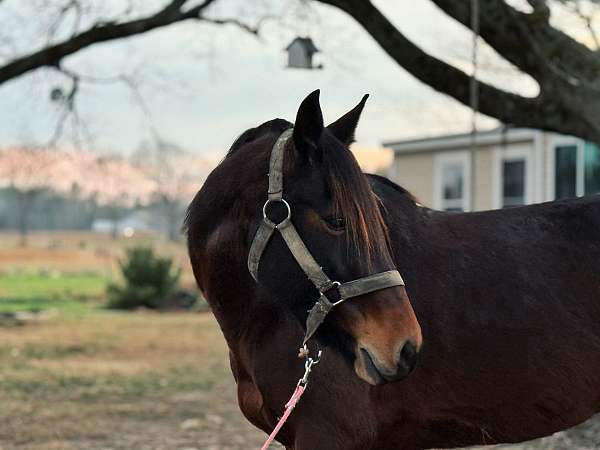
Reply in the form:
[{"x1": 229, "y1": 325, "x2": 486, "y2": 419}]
[
  {"x1": 356, "y1": 341, "x2": 419, "y2": 385},
  {"x1": 348, "y1": 287, "x2": 422, "y2": 385}
]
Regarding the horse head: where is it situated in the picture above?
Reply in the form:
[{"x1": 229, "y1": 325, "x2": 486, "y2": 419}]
[{"x1": 188, "y1": 90, "x2": 422, "y2": 385}]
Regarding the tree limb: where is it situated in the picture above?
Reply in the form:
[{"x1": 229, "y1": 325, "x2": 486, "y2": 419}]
[
  {"x1": 0, "y1": 0, "x2": 257, "y2": 86},
  {"x1": 430, "y1": 0, "x2": 600, "y2": 86},
  {"x1": 526, "y1": 0, "x2": 551, "y2": 20},
  {"x1": 317, "y1": 2, "x2": 537, "y2": 124},
  {"x1": 316, "y1": 0, "x2": 600, "y2": 143},
  {"x1": 198, "y1": 17, "x2": 258, "y2": 35},
  {"x1": 563, "y1": 0, "x2": 600, "y2": 49}
]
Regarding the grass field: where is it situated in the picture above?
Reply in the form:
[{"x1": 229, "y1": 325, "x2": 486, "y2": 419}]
[
  {"x1": 0, "y1": 230, "x2": 196, "y2": 314},
  {"x1": 0, "y1": 311, "x2": 268, "y2": 450},
  {"x1": 0, "y1": 231, "x2": 269, "y2": 450},
  {"x1": 1, "y1": 310, "x2": 596, "y2": 450},
  {"x1": 0, "y1": 272, "x2": 106, "y2": 313}
]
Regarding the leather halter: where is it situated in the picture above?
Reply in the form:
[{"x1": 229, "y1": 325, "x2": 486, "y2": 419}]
[{"x1": 248, "y1": 128, "x2": 405, "y2": 345}]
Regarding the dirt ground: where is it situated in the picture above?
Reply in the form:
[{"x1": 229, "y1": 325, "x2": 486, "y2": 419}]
[{"x1": 0, "y1": 310, "x2": 599, "y2": 450}]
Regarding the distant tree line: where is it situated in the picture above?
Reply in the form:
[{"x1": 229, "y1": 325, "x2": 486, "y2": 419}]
[
  {"x1": 0, "y1": 147, "x2": 212, "y2": 245},
  {"x1": 0, "y1": 187, "x2": 98, "y2": 232}
]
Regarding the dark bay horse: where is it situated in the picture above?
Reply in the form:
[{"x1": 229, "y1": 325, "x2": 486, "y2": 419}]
[{"x1": 186, "y1": 91, "x2": 600, "y2": 449}]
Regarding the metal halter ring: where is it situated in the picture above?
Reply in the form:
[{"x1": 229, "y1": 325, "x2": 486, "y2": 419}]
[
  {"x1": 263, "y1": 198, "x2": 292, "y2": 228},
  {"x1": 320, "y1": 280, "x2": 340, "y2": 295},
  {"x1": 321, "y1": 281, "x2": 343, "y2": 304}
]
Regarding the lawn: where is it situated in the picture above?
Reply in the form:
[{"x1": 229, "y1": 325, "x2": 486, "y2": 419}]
[
  {"x1": 0, "y1": 311, "x2": 268, "y2": 450},
  {"x1": 0, "y1": 272, "x2": 107, "y2": 313},
  {"x1": 0, "y1": 230, "x2": 197, "y2": 314},
  {"x1": 0, "y1": 231, "x2": 270, "y2": 450}
]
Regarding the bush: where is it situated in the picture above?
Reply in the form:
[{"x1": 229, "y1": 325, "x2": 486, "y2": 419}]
[{"x1": 107, "y1": 246, "x2": 181, "y2": 310}]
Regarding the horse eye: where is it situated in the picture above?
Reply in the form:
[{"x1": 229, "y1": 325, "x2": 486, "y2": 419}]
[{"x1": 323, "y1": 216, "x2": 346, "y2": 231}]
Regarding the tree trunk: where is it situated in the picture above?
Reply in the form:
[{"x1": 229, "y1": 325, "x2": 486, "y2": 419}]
[
  {"x1": 164, "y1": 199, "x2": 182, "y2": 242},
  {"x1": 16, "y1": 190, "x2": 37, "y2": 247},
  {"x1": 109, "y1": 206, "x2": 120, "y2": 240}
]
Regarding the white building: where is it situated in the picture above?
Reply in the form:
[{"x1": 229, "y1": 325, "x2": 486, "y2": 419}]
[{"x1": 384, "y1": 128, "x2": 600, "y2": 212}]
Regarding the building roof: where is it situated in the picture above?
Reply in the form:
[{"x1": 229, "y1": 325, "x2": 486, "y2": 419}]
[
  {"x1": 285, "y1": 37, "x2": 319, "y2": 54},
  {"x1": 383, "y1": 127, "x2": 544, "y2": 154}
]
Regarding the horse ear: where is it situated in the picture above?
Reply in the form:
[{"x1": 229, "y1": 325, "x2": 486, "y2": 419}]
[
  {"x1": 293, "y1": 90, "x2": 324, "y2": 159},
  {"x1": 327, "y1": 94, "x2": 369, "y2": 146}
]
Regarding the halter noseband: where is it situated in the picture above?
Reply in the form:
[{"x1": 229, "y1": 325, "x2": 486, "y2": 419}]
[{"x1": 247, "y1": 128, "x2": 405, "y2": 345}]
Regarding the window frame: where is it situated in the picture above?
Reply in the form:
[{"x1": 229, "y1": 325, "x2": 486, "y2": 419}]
[
  {"x1": 493, "y1": 145, "x2": 533, "y2": 209},
  {"x1": 502, "y1": 159, "x2": 527, "y2": 207},
  {"x1": 550, "y1": 137, "x2": 586, "y2": 199},
  {"x1": 433, "y1": 151, "x2": 471, "y2": 212}
]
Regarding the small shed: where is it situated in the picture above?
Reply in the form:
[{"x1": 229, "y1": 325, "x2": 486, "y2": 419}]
[{"x1": 285, "y1": 37, "x2": 321, "y2": 69}]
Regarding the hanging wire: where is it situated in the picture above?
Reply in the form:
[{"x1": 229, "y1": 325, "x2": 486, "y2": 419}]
[
  {"x1": 296, "y1": 0, "x2": 311, "y2": 38},
  {"x1": 469, "y1": 0, "x2": 480, "y2": 212}
]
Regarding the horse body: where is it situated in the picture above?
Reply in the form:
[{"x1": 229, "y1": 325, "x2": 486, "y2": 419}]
[
  {"x1": 186, "y1": 92, "x2": 600, "y2": 449},
  {"x1": 371, "y1": 179, "x2": 600, "y2": 448}
]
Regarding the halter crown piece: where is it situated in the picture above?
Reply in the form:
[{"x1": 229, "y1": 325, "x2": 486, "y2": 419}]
[{"x1": 248, "y1": 128, "x2": 405, "y2": 345}]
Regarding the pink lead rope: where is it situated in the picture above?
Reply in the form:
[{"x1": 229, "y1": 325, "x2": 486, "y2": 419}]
[
  {"x1": 260, "y1": 384, "x2": 306, "y2": 450},
  {"x1": 260, "y1": 348, "x2": 322, "y2": 450}
]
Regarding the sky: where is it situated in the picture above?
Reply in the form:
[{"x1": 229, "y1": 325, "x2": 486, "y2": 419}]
[{"x1": 0, "y1": 0, "x2": 584, "y2": 157}]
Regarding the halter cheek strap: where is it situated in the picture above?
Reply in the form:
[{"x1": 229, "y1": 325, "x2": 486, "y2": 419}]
[{"x1": 247, "y1": 128, "x2": 405, "y2": 345}]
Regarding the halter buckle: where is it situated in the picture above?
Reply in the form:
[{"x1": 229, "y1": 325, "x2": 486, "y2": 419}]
[
  {"x1": 320, "y1": 281, "x2": 341, "y2": 303},
  {"x1": 263, "y1": 198, "x2": 291, "y2": 228}
]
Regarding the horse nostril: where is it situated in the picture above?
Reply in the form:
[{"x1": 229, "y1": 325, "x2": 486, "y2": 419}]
[
  {"x1": 360, "y1": 348, "x2": 386, "y2": 385},
  {"x1": 398, "y1": 341, "x2": 418, "y2": 374}
]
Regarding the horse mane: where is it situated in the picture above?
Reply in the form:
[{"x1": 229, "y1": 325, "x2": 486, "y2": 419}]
[
  {"x1": 367, "y1": 173, "x2": 417, "y2": 202},
  {"x1": 226, "y1": 119, "x2": 292, "y2": 158}
]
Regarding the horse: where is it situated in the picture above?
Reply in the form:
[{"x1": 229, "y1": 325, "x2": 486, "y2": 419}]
[{"x1": 186, "y1": 90, "x2": 600, "y2": 450}]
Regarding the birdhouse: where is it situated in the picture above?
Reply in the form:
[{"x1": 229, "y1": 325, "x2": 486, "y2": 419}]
[{"x1": 285, "y1": 37, "x2": 322, "y2": 69}]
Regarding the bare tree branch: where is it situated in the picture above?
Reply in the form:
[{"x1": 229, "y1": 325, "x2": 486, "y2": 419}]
[
  {"x1": 429, "y1": 0, "x2": 600, "y2": 85},
  {"x1": 47, "y1": 64, "x2": 79, "y2": 146},
  {"x1": 45, "y1": 62, "x2": 167, "y2": 147},
  {"x1": 316, "y1": 0, "x2": 600, "y2": 143},
  {"x1": 197, "y1": 17, "x2": 259, "y2": 35},
  {"x1": 559, "y1": 0, "x2": 600, "y2": 49},
  {"x1": 0, "y1": 0, "x2": 258, "y2": 86},
  {"x1": 526, "y1": 0, "x2": 551, "y2": 20},
  {"x1": 45, "y1": 0, "x2": 83, "y2": 45},
  {"x1": 316, "y1": 1, "x2": 538, "y2": 118}
]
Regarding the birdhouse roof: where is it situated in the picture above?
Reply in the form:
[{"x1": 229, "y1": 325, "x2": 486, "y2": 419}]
[{"x1": 286, "y1": 37, "x2": 319, "y2": 54}]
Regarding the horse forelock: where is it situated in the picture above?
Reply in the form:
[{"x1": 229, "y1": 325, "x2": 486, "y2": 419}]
[{"x1": 318, "y1": 132, "x2": 391, "y2": 267}]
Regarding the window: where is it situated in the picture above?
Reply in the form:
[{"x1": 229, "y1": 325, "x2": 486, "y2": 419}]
[
  {"x1": 494, "y1": 146, "x2": 532, "y2": 210},
  {"x1": 435, "y1": 153, "x2": 470, "y2": 212},
  {"x1": 554, "y1": 142, "x2": 600, "y2": 199},
  {"x1": 584, "y1": 142, "x2": 600, "y2": 195},
  {"x1": 502, "y1": 159, "x2": 526, "y2": 207},
  {"x1": 555, "y1": 145, "x2": 577, "y2": 199},
  {"x1": 442, "y1": 163, "x2": 464, "y2": 211}
]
